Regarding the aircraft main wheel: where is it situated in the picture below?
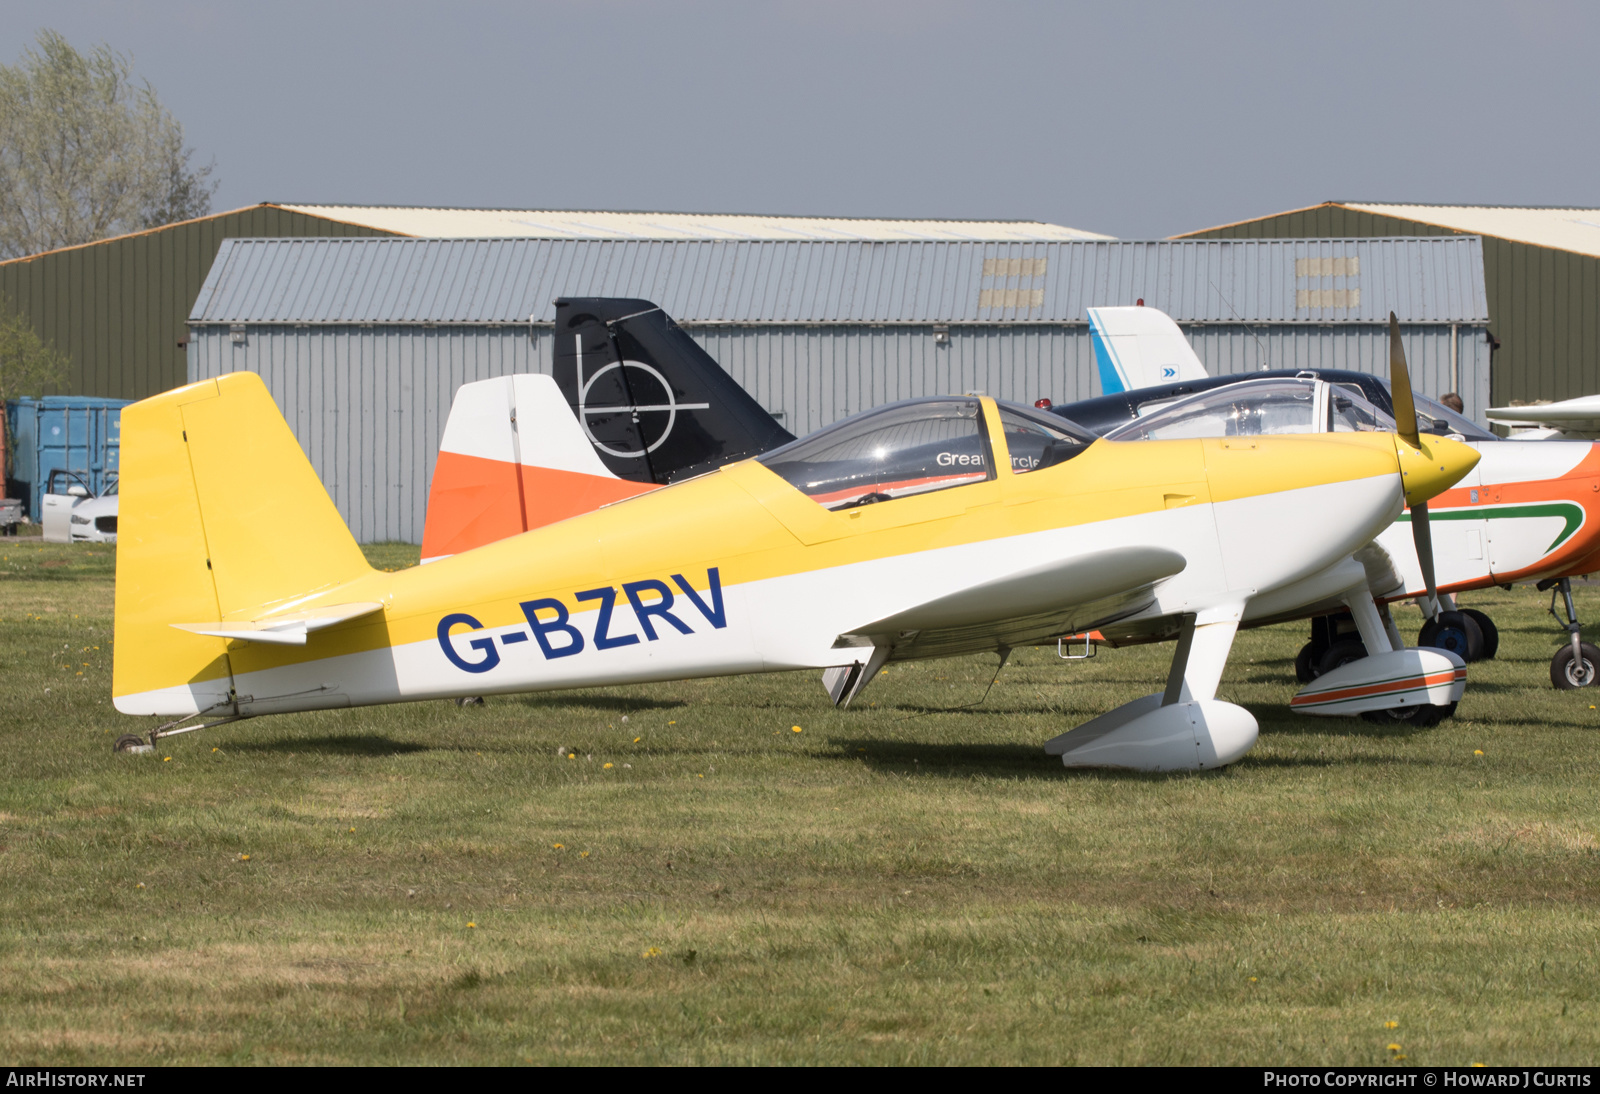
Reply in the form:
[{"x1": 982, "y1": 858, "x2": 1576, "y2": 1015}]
[
  {"x1": 1295, "y1": 642, "x2": 1320, "y2": 683},
  {"x1": 1550, "y1": 642, "x2": 1600, "y2": 689},
  {"x1": 1361, "y1": 701, "x2": 1457, "y2": 728},
  {"x1": 1461, "y1": 609, "x2": 1499, "y2": 660},
  {"x1": 1316, "y1": 639, "x2": 1367, "y2": 676},
  {"x1": 113, "y1": 734, "x2": 152, "y2": 753},
  {"x1": 1418, "y1": 610, "x2": 1484, "y2": 663}
]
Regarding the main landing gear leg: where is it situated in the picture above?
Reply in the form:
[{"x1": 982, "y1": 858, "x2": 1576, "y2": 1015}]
[
  {"x1": 1378, "y1": 601, "x2": 1406, "y2": 654},
  {"x1": 1045, "y1": 605, "x2": 1257, "y2": 770},
  {"x1": 1543, "y1": 577, "x2": 1600, "y2": 689}
]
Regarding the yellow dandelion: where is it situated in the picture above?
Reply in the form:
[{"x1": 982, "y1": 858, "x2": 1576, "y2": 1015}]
[
  {"x1": 212, "y1": 747, "x2": 219, "y2": 753},
  {"x1": 239, "y1": 854, "x2": 250, "y2": 861},
  {"x1": 696, "y1": 773, "x2": 704, "y2": 778},
  {"x1": 668, "y1": 720, "x2": 676, "y2": 725},
  {"x1": 135, "y1": 882, "x2": 144, "y2": 889},
  {"x1": 792, "y1": 725, "x2": 803, "y2": 733},
  {"x1": 603, "y1": 762, "x2": 613, "y2": 769},
  {"x1": 1387, "y1": 1043, "x2": 1401, "y2": 1052},
  {"x1": 1385, "y1": 1021, "x2": 1398, "y2": 1029},
  {"x1": 467, "y1": 922, "x2": 477, "y2": 929},
  {"x1": 1248, "y1": 977, "x2": 1257, "y2": 982},
  {"x1": 349, "y1": 827, "x2": 356, "y2": 833},
  {"x1": 567, "y1": 753, "x2": 576, "y2": 760},
  {"x1": 1474, "y1": 749, "x2": 1484, "y2": 756},
  {"x1": 580, "y1": 851, "x2": 590, "y2": 858},
  {"x1": 162, "y1": 756, "x2": 171, "y2": 762},
  {"x1": 642, "y1": 947, "x2": 661, "y2": 959},
  {"x1": 634, "y1": 737, "x2": 641, "y2": 743},
  {"x1": 552, "y1": 843, "x2": 564, "y2": 850}
]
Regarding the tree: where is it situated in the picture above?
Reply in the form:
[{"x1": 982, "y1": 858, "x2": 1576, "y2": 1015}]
[
  {"x1": 0, "y1": 302, "x2": 68, "y2": 491},
  {"x1": 0, "y1": 29, "x2": 217, "y2": 259}
]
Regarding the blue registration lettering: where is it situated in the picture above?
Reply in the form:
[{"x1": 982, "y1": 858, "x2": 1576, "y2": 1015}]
[
  {"x1": 520, "y1": 597, "x2": 586, "y2": 659},
  {"x1": 623, "y1": 579, "x2": 695, "y2": 640},
  {"x1": 671, "y1": 568, "x2": 727, "y2": 629},
  {"x1": 576, "y1": 586, "x2": 640, "y2": 649},
  {"x1": 437, "y1": 613, "x2": 501, "y2": 673}
]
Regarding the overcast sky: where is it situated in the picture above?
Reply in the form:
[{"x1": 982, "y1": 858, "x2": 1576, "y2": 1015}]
[{"x1": 3, "y1": 1, "x2": 1595, "y2": 239}]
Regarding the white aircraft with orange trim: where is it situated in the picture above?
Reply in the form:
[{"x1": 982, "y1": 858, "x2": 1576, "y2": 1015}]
[
  {"x1": 112, "y1": 306, "x2": 1478, "y2": 769},
  {"x1": 1058, "y1": 306, "x2": 1600, "y2": 690}
]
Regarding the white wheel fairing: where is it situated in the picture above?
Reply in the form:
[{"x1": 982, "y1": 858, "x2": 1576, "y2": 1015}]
[
  {"x1": 1290, "y1": 648, "x2": 1466, "y2": 716},
  {"x1": 1046, "y1": 695, "x2": 1258, "y2": 770}
]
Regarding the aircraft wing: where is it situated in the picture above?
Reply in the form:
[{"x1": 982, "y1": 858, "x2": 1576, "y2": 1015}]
[
  {"x1": 171, "y1": 601, "x2": 385, "y2": 646},
  {"x1": 1486, "y1": 395, "x2": 1600, "y2": 439},
  {"x1": 836, "y1": 546, "x2": 1186, "y2": 658}
]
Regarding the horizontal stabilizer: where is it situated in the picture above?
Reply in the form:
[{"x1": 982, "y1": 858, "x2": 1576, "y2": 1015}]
[
  {"x1": 172, "y1": 601, "x2": 384, "y2": 646},
  {"x1": 1487, "y1": 394, "x2": 1600, "y2": 439}
]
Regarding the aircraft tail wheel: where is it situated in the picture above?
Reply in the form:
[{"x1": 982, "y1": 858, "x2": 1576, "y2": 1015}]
[
  {"x1": 1294, "y1": 642, "x2": 1319, "y2": 684},
  {"x1": 1417, "y1": 610, "x2": 1484, "y2": 663},
  {"x1": 1550, "y1": 642, "x2": 1600, "y2": 690},
  {"x1": 113, "y1": 734, "x2": 153, "y2": 754},
  {"x1": 1360, "y1": 701, "x2": 1457, "y2": 728},
  {"x1": 1315, "y1": 639, "x2": 1367, "y2": 677},
  {"x1": 1460, "y1": 608, "x2": 1499, "y2": 660}
]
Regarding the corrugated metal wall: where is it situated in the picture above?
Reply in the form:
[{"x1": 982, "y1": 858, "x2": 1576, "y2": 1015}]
[
  {"x1": 191, "y1": 320, "x2": 1487, "y2": 544},
  {"x1": 0, "y1": 207, "x2": 395, "y2": 399},
  {"x1": 1179, "y1": 205, "x2": 1600, "y2": 407}
]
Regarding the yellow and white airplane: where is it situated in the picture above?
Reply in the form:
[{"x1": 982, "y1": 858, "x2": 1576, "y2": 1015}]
[{"x1": 112, "y1": 335, "x2": 1478, "y2": 770}]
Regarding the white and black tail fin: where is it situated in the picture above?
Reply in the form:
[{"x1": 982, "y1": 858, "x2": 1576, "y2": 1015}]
[
  {"x1": 1088, "y1": 305, "x2": 1209, "y2": 395},
  {"x1": 553, "y1": 298, "x2": 795, "y2": 484},
  {"x1": 419, "y1": 374, "x2": 654, "y2": 563}
]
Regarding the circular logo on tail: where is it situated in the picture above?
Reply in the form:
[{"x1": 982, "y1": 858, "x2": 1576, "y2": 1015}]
[{"x1": 577, "y1": 360, "x2": 709, "y2": 459}]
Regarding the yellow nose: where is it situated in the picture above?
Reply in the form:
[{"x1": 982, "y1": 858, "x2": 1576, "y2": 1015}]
[{"x1": 1398, "y1": 434, "x2": 1480, "y2": 507}]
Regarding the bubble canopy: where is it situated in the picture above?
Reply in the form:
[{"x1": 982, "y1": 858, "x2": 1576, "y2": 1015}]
[
  {"x1": 1105, "y1": 378, "x2": 1388, "y2": 442},
  {"x1": 758, "y1": 397, "x2": 1096, "y2": 510},
  {"x1": 1102, "y1": 376, "x2": 1499, "y2": 444}
]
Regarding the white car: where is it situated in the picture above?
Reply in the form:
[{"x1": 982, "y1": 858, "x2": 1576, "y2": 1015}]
[{"x1": 40, "y1": 472, "x2": 117, "y2": 544}]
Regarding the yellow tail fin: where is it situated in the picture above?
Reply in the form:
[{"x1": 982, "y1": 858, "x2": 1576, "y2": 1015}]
[{"x1": 113, "y1": 373, "x2": 373, "y2": 713}]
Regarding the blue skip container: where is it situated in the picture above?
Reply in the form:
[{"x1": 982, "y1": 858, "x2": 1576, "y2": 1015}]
[{"x1": 5, "y1": 397, "x2": 129, "y2": 518}]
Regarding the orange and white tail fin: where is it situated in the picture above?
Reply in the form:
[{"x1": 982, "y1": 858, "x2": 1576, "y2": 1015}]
[{"x1": 420, "y1": 374, "x2": 655, "y2": 563}]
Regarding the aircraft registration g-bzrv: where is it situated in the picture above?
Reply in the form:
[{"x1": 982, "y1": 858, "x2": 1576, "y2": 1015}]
[{"x1": 112, "y1": 310, "x2": 1479, "y2": 770}]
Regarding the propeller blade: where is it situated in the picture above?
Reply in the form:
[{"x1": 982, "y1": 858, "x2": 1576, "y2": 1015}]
[
  {"x1": 1390, "y1": 311, "x2": 1441, "y2": 618},
  {"x1": 1389, "y1": 311, "x2": 1421, "y2": 449},
  {"x1": 1411, "y1": 499, "x2": 1441, "y2": 619}
]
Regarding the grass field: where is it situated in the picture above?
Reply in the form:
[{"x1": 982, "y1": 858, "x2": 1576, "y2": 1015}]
[{"x1": 1, "y1": 536, "x2": 1597, "y2": 1065}]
